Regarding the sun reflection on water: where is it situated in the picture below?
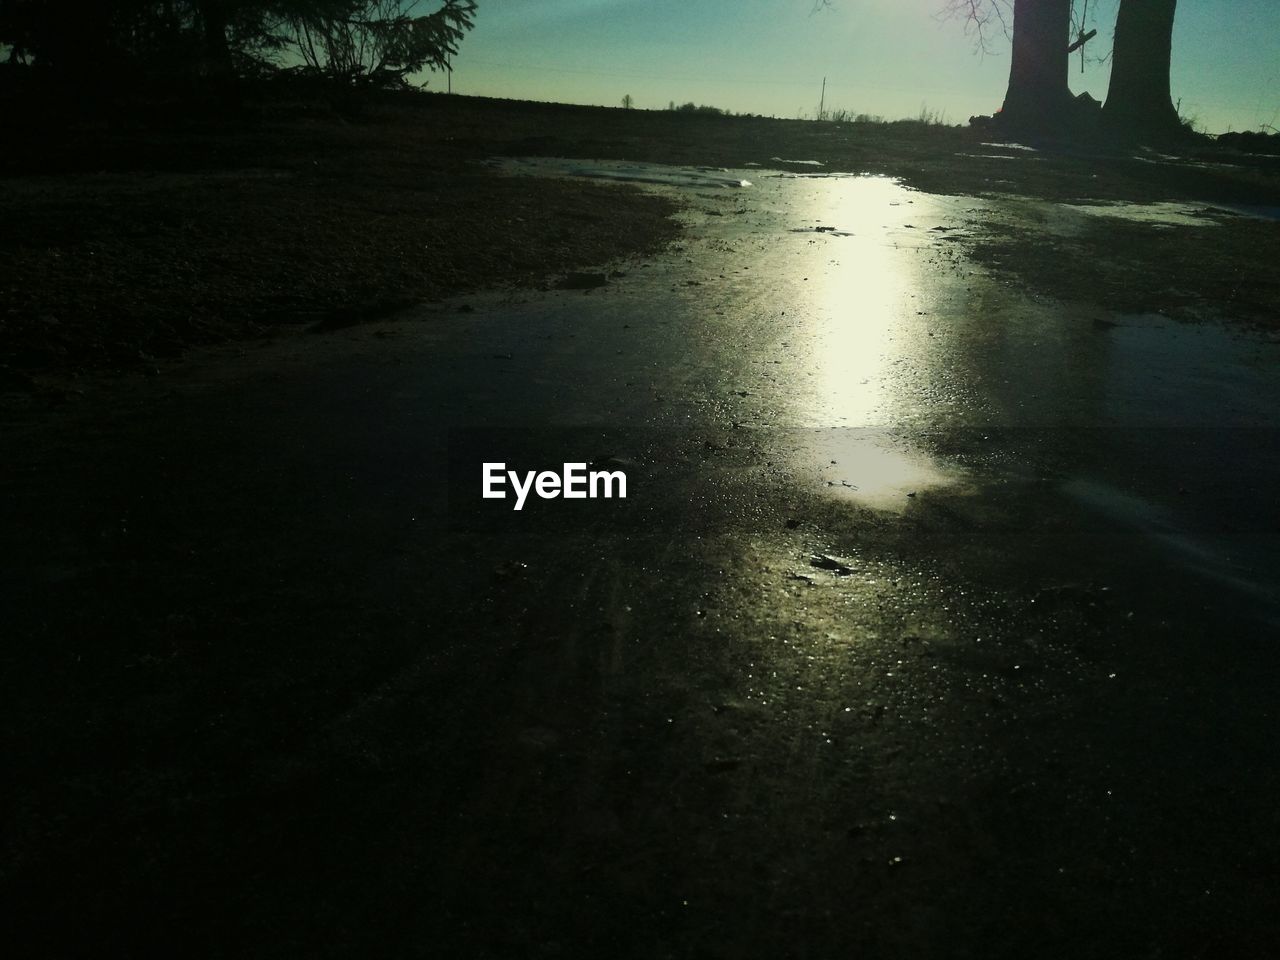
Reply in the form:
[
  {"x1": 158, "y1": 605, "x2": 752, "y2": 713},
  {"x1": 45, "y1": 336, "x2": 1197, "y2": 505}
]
[{"x1": 788, "y1": 176, "x2": 962, "y2": 510}]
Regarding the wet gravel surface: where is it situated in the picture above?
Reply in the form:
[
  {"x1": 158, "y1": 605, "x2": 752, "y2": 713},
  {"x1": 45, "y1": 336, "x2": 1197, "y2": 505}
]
[{"x1": 3, "y1": 164, "x2": 1280, "y2": 958}]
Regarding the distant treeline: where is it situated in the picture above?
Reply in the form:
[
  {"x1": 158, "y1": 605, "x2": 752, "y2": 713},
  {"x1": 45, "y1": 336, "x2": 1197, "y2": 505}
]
[
  {"x1": 667, "y1": 101, "x2": 726, "y2": 117},
  {"x1": 0, "y1": 1, "x2": 476, "y2": 89}
]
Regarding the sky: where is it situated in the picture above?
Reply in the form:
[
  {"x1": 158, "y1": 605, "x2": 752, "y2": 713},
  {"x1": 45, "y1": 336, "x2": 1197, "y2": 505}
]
[{"x1": 431, "y1": 0, "x2": 1280, "y2": 135}]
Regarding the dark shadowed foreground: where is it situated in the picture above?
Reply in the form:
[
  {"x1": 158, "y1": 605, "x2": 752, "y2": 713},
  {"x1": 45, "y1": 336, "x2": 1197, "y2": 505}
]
[{"x1": 3, "y1": 98, "x2": 1280, "y2": 959}]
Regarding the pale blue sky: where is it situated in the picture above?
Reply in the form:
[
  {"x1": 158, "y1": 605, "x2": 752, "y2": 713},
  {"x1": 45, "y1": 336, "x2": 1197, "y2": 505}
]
[{"x1": 432, "y1": 0, "x2": 1279, "y2": 134}]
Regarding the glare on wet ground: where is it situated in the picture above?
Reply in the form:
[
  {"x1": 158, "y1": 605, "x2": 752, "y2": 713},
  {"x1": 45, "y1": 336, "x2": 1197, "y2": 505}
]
[
  {"x1": 495, "y1": 155, "x2": 1280, "y2": 605},
  {"x1": 807, "y1": 429, "x2": 958, "y2": 510},
  {"x1": 780, "y1": 175, "x2": 979, "y2": 508}
]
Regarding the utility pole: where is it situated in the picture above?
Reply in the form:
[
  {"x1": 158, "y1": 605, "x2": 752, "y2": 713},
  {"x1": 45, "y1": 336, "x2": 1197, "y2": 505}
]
[
  {"x1": 818, "y1": 76, "x2": 826, "y2": 121},
  {"x1": 447, "y1": 56, "x2": 452, "y2": 94}
]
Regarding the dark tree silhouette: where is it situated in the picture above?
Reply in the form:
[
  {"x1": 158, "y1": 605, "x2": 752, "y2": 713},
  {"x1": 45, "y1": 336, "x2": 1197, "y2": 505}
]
[
  {"x1": 196, "y1": 0, "x2": 234, "y2": 79},
  {"x1": 0, "y1": 1, "x2": 243, "y2": 77},
  {"x1": 0, "y1": 1, "x2": 477, "y2": 90},
  {"x1": 945, "y1": 0, "x2": 1184, "y2": 138},
  {"x1": 0, "y1": 0, "x2": 113, "y2": 74},
  {"x1": 283, "y1": 0, "x2": 476, "y2": 87},
  {"x1": 1000, "y1": 0, "x2": 1072, "y2": 127},
  {"x1": 942, "y1": 0, "x2": 1074, "y2": 131},
  {"x1": 1102, "y1": 0, "x2": 1179, "y2": 136},
  {"x1": 0, "y1": 0, "x2": 40, "y2": 64}
]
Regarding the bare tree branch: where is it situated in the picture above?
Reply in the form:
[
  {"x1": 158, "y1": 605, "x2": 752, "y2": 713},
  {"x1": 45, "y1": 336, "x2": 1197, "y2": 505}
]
[{"x1": 936, "y1": 0, "x2": 1013, "y2": 56}]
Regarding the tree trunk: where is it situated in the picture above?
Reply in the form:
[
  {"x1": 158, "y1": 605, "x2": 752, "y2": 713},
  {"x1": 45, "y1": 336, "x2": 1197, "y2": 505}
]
[
  {"x1": 1103, "y1": 0, "x2": 1180, "y2": 137},
  {"x1": 198, "y1": 0, "x2": 234, "y2": 80},
  {"x1": 999, "y1": 0, "x2": 1074, "y2": 129}
]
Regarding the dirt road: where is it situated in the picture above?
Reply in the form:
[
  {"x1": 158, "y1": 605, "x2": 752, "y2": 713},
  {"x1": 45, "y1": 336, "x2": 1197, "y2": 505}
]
[{"x1": 4, "y1": 162, "x2": 1279, "y2": 958}]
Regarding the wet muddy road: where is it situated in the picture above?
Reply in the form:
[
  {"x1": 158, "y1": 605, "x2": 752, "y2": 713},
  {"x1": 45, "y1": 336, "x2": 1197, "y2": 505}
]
[{"x1": 5, "y1": 164, "x2": 1280, "y2": 957}]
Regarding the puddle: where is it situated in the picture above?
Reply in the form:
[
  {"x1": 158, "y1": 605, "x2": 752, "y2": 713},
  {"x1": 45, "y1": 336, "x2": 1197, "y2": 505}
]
[
  {"x1": 1063, "y1": 477, "x2": 1280, "y2": 616},
  {"x1": 1215, "y1": 203, "x2": 1280, "y2": 222},
  {"x1": 790, "y1": 226, "x2": 854, "y2": 236},
  {"x1": 1064, "y1": 200, "x2": 1228, "y2": 228},
  {"x1": 779, "y1": 176, "x2": 990, "y2": 432},
  {"x1": 762, "y1": 175, "x2": 984, "y2": 511},
  {"x1": 1062, "y1": 316, "x2": 1280, "y2": 617},
  {"x1": 771, "y1": 157, "x2": 824, "y2": 167},
  {"x1": 1103, "y1": 315, "x2": 1280, "y2": 425},
  {"x1": 806, "y1": 429, "x2": 958, "y2": 511},
  {"x1": 493, "y1": 154, "x2": 1277, "y2": 579},
  {"x1": 1132, "y1": 151, "x2": 1248, "y2": 172},
  {"x1": 497, "y1": 156, "x2": 753, "y2": 189},
  {"x1": 1017, "y1": 198, "x2": 1253, "y2": 238}
]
